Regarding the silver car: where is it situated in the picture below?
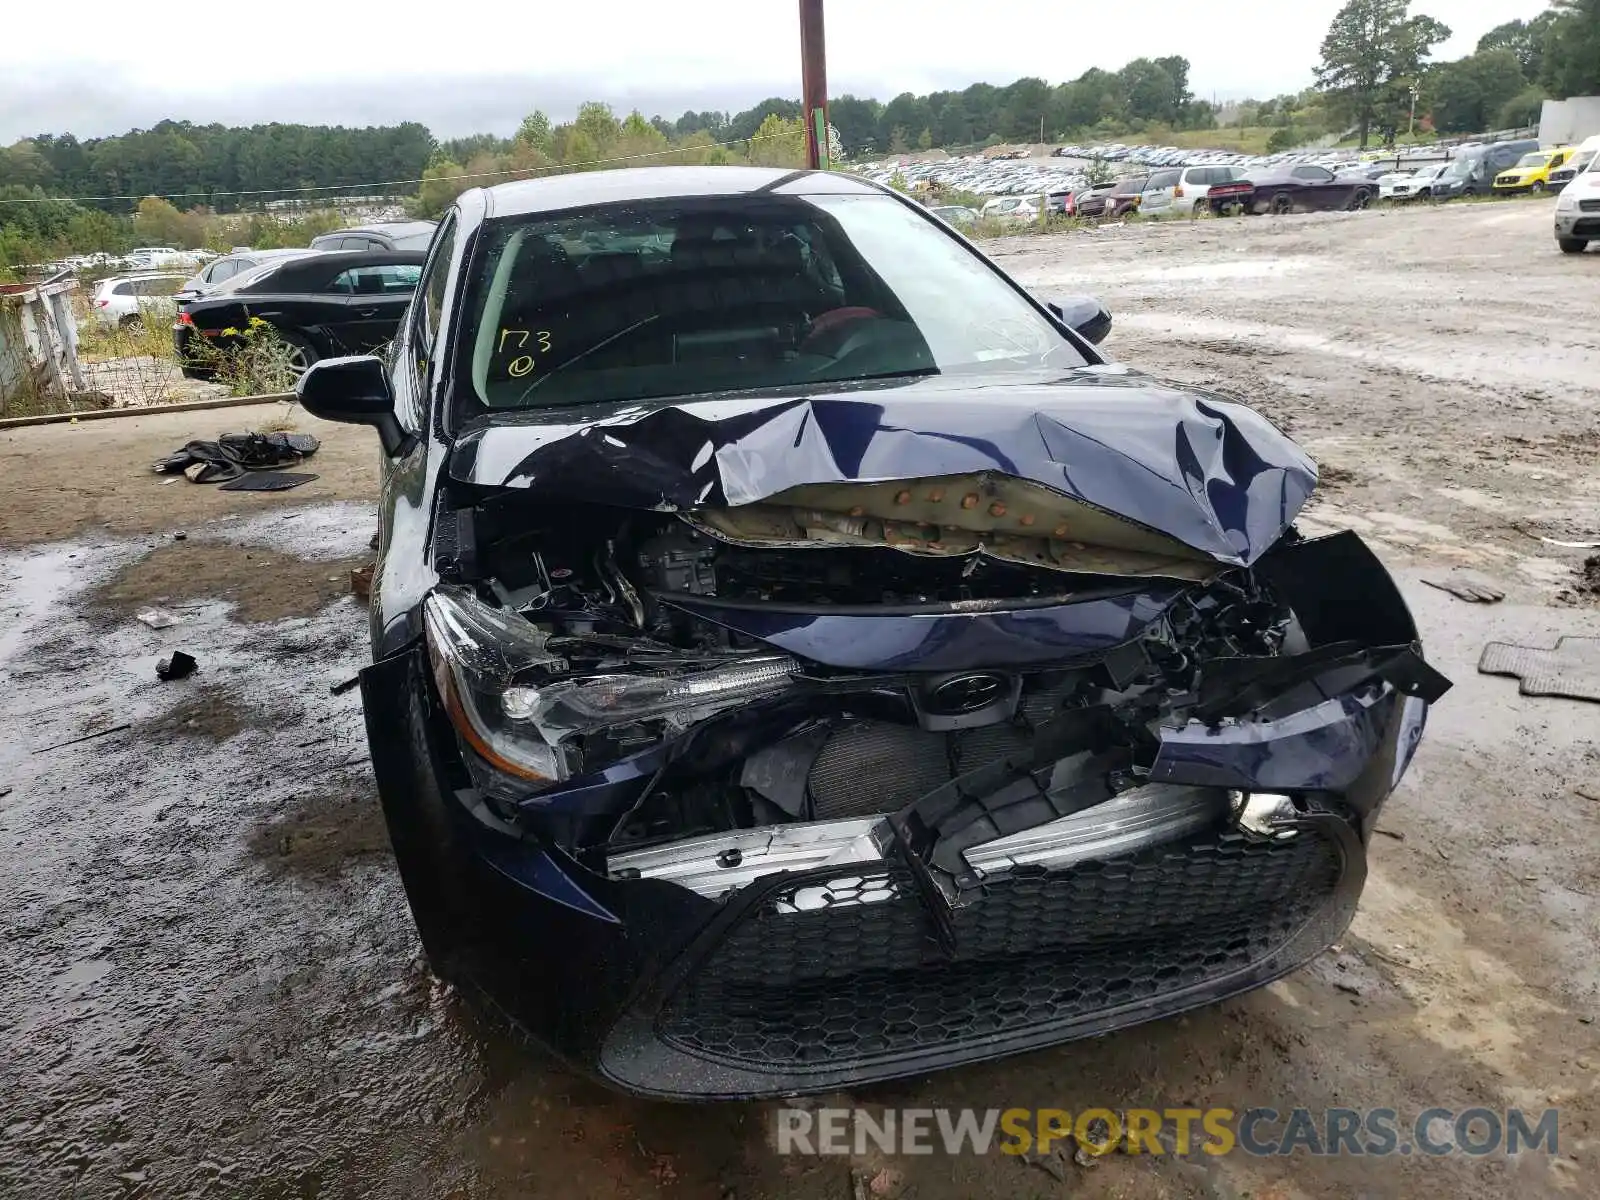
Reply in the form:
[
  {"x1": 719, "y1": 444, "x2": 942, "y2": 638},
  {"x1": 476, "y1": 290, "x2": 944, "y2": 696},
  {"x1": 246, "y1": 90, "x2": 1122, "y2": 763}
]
[
  {"x1": 177, "y1": 248, "x2": 313, "y2": 301},
  {"x1": 90, "y1": 274, "x2": 188, "y2": 329}
]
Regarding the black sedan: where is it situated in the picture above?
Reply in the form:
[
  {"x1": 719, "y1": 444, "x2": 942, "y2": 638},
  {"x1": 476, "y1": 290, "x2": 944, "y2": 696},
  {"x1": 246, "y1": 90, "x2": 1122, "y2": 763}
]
[
  {"x1": 1208, "y1": 164, "x2": 1376, "y2": 215},
  {"x1": 174, "y1": 250, "x2": 424, "y2": 378},
  {"x1": 296, "y1": 166, "x2": 1448, "y2": 1100}
]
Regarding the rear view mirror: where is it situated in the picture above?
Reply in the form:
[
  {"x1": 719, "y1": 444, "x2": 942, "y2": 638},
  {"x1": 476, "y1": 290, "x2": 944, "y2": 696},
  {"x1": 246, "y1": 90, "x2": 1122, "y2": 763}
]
[
  {"x1": 1043, "y1": 294, "x2": 1113, "y2": 345},
  {"x1": 296, "y1": 355, "x2": 409, "y2": 457}
]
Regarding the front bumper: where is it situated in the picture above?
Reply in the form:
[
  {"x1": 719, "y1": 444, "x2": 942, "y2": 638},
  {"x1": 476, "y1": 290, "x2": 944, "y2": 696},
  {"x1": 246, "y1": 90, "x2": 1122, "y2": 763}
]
[
  {"x1": 362, "y1": 635, "x2": 1427, "y2": 1099},
  {"x1": 1555, "y1": 210, "x2": 1600, "y2": 239}
]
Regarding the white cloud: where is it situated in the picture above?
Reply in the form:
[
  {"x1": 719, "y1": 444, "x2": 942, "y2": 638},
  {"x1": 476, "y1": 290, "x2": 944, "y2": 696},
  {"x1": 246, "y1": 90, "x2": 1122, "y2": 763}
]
[{"x1": 1, "y1": 0, "x2": 1555, "y2": 142}]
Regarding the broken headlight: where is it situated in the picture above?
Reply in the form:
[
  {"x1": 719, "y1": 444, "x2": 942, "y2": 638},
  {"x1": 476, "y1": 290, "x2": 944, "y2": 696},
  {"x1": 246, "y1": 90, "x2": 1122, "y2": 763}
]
[{"x1": 423, "y1": 588, "x2": 798, "y2": 788}]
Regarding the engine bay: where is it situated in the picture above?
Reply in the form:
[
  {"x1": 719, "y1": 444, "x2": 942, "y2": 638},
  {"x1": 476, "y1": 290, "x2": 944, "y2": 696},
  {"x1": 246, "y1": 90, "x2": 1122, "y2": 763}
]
[{"x1": 430, "y1": 492, "x2": 1312, "y2": 859}]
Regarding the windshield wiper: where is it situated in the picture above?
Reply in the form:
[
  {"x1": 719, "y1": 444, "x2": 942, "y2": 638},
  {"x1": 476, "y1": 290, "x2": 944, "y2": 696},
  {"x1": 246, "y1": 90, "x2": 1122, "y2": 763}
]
[{"x1": 513, "y1": 315, "x2": 660, "y2": 404}]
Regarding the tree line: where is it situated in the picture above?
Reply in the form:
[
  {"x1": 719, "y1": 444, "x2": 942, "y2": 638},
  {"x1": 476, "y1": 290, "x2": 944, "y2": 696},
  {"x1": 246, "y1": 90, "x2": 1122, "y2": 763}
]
[
  {"x1": 2, "y1": 0, "x2": 1598, "y2": 272},
  {"x1": 1313, "y1": 0, "x2": 1599, "y2": 147}
]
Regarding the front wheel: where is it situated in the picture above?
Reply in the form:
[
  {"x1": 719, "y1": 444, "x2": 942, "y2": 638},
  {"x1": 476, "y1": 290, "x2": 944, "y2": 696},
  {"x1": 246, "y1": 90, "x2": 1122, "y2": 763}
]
[
  {"x1": 1348, "y1": 189, "x2": 1372, "y2": 211},
  {"x1": 1193, "y1": 199, "x2": 1209, "y2": 217},
  {"x1": 1270, "y1": 192, "x2": 1294, "y2": 216},
  {"x1": 1558, "y1": 238, "x2": 1589, "y2": 255},
  {"x1": 1531, "y1": 181, "x2": 1546, "y2": 194}
]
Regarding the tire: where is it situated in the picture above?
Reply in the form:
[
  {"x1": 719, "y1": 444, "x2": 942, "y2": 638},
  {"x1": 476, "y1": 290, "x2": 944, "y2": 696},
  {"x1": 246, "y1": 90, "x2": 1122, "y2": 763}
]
[
  {"x1": 1193, "y1": 199, "x2": 1208, "y2": 217},
  {"x1": 1270, "y1": 192, "x2": 1294, "y2": 216},
  {"x1": 1558, "y1": 238, "x2": 1589, "y2": 255},
  {"x1": 119, "y1": 313, "x2": 144, "y2": 331},
  {"x1": 1531, "y1": 181, "x2": 1546, "y2": 194},
  {"x1": 1348, "y1": 189, "x2": 1372, "y2": 211},
  {"x1": 277, "y1": 330, "x2": 320, "y2": 378}
]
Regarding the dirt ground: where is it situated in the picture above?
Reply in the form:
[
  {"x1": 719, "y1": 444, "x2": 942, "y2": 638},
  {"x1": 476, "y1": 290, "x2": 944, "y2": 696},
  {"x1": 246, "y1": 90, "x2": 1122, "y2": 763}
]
[{"x1": 2, "y1": 199, "x2": 1598, "y2": 1200}]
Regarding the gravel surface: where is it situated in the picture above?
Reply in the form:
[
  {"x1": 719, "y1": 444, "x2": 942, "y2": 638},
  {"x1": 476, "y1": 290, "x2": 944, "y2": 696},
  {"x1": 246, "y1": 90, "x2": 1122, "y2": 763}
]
[{"x1": 1, "y1": 200, "x2": 1596, "y2": 1199}]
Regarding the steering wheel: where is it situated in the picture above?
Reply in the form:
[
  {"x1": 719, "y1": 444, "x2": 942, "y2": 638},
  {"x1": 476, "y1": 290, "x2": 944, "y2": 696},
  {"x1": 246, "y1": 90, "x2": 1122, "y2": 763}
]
[{"x1": 800, "y1": 306, "x2": 882, "y2": 357}]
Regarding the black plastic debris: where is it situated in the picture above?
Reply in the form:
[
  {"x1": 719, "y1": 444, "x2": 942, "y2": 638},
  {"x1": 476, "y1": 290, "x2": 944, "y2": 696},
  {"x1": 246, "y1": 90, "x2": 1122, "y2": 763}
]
[
  {"x1": 330, "y1": 676, "x2": 361, "y2": 696},
  {"x1": 153, "y1": 432, "x2": 320, "y2": 484},
  {"x1": 219, "y1": 472, "x2": 318, "y2": 493},
  {"x1": 157, "y1": 651, "x2": 199, "y2": 682}
]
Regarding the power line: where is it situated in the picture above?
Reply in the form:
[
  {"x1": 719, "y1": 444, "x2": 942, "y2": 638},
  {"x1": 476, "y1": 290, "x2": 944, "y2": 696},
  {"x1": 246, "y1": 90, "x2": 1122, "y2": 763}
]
[{"x1": 0, "y1": 130, "x2": 799, "y2": 206}]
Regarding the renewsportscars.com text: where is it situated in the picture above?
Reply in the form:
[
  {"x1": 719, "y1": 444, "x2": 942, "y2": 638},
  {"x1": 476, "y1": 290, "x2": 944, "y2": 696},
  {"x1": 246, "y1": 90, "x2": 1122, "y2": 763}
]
[{"x1": 775, "y1": 1106, "x2": 1560, "y2": 1158}]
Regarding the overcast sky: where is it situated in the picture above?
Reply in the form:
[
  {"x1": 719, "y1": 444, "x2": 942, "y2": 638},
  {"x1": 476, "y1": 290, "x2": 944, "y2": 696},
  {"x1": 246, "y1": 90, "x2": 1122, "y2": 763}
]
[{"x1": 1, "y1": 0, "x2": 1555, "y2": 145}]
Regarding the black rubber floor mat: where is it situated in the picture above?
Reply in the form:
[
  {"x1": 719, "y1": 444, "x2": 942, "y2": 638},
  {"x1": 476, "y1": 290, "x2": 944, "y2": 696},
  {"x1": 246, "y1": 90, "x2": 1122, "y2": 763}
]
[
  {"x1": 1478, "y1": 637, "x2": 1600, "y2": 703},
  {"x1": 218, "y1": 471, "x2": 319, "y2": 493}
]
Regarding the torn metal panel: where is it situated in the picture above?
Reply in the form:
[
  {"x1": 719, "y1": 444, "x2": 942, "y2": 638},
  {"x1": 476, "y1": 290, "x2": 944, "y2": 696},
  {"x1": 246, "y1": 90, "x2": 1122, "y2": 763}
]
[{"x1": 447, "y1": 370, "x2": 1317, "y2": 566}]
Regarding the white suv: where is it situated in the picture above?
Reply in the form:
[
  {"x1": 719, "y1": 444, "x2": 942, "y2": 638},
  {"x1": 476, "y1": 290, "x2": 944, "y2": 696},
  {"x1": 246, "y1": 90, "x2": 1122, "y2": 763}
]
[
  {"x1": 91, "y1": 273, "x2": 188, "y2": 328},
  {"x1": 1140, "y1": 165, "x2": 1243, "y2": 216},
  {"x1": 1554, "y1": 154, "x2": 1600, "y2": 255}
]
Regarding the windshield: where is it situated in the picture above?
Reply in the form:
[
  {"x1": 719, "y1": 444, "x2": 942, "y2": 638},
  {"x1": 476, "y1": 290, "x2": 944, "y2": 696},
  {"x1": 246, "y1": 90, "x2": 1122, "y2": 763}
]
[
  {"x1": 1573, "y1": 151, "x2": 1597, "y2": 174},
  {"x1": 1515, "y1": 152, "x2": 1552, "y2": 169},
  {"x1": 462, "y1": 193, "x2": 1087, "y2": 410}
]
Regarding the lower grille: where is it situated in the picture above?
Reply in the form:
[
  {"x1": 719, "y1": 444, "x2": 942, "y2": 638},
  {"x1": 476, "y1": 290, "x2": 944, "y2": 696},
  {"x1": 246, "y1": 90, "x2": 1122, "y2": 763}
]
[
  {"x1": 657, "y1": 824, "x2": 1344, "y2": 1069},
  {"x1": 1579, "y1": 199, "x2": 1600, "y2": 213}
]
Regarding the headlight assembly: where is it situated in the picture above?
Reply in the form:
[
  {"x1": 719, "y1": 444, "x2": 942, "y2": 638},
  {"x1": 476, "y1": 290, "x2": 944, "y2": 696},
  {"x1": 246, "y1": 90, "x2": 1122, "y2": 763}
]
[{"x1": 423, "y1": 588, "x2": 798, "y2": 789}]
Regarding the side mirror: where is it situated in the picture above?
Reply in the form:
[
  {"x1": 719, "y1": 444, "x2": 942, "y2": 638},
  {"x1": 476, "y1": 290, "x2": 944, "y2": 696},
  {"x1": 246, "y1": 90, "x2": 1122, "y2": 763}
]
[
  {"x1": 296, "y1": 355, "x2": 409, "y2": 457},
  {"x1": 1043, "y1": 294, "x2": 1113, "y2": 345}
]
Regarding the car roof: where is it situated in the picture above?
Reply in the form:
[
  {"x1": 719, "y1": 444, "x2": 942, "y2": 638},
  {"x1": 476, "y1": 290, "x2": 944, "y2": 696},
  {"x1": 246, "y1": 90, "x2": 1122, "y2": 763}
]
[
  {"x1": 212, "y1": 249, "x2": 427, "y2": 296},
  {"x1": 479, "y1": 166, "x2": 881, "y2": 218},
  {"x1": 315, "y1": 221, "x2": 437, "y2": 238}
]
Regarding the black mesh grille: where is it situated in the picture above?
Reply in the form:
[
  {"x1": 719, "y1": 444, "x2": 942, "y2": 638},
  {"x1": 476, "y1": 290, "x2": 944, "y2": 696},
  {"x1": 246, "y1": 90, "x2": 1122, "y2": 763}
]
[{"x1": 657, "y1": 827, "x2": 1343, "y2": 1069}]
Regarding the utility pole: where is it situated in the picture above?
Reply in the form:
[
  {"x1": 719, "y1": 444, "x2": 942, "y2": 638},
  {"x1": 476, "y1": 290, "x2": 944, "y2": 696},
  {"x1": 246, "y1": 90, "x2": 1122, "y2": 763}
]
[
  {"x1": 799, "y1": 0, "x2": 830, "y2": 170},
  {"x1": 1408, "y1": 83, "x2": 1419, "y2": 138}
]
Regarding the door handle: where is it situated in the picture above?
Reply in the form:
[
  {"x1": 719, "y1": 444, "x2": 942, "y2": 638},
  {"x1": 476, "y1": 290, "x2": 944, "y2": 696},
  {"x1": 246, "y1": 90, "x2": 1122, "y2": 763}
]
[{"x1": 355, "y1": 307, "x2": 380, "y2": 317}]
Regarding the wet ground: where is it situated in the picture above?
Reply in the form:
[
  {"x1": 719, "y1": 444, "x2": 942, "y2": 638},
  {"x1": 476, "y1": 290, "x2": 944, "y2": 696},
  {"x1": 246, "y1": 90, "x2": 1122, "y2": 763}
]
[{"x1": 2, "y1": 200, "x2": 1598, "y2": 1199}]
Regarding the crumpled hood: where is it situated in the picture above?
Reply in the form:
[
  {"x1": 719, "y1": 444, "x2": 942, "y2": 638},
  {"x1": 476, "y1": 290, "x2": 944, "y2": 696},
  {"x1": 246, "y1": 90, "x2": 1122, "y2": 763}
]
[{"x1": 448, "y1": 368, "x2": 1317, "y2": 565}]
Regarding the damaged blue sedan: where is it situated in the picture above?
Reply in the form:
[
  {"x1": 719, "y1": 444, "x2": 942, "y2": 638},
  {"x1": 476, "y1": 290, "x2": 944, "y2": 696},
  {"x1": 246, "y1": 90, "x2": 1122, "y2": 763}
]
[{"x1": 297, "y1": 166, "x2": 1450, "y2": 1099}]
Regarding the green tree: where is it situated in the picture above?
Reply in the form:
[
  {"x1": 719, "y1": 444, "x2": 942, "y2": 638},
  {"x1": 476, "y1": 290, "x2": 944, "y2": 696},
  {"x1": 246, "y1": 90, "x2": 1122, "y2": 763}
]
[
  {"x1": 573, "y1": 102, "x2": 621, "y2": 153},
  {"x1": 746, "y1": 114, "x2": 807, "y2": 168},
  {"x1": 1426, "y1": 49, "x2": 1529, "y2": 134},
  {"x1": 917, "y1": 128, "x2": 934, "y2": 150},
  {"x1": 1541, "y1": 0, "x2": 1600, "y2": 99},
  {"x1": 1498, "y1": 86, "x2": 1548, "y2": 129},
  {"x1": 515, "y1": 110, "x2": 553, "y2": 155},
  {"x1": 1477, "y1": 12, "x2": 1559, "y2": 79},
  {"x1": 1315, "y1": 1, "x2": 1450, "y2": 148}
]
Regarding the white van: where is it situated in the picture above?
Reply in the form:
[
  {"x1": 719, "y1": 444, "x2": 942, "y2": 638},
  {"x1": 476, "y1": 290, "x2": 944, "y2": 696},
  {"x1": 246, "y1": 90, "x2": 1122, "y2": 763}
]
[{"x1": 1550, "y1": 134, "x2": 1600, "y2": 192}]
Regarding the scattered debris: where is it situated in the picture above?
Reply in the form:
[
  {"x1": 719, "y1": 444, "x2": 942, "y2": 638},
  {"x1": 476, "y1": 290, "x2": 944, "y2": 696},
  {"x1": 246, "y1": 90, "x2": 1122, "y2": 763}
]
[
  {"x1": 135, "y1": 606, "x2": 180, "y2": 629},
  {"x1": 1334, "y1": 980, "x2": 1363, "y2": 997},
  {"x1": 1374, "y1": 827, "x2": 1406, "y2": 841},
  {"x1": 218, "y1": 471, "x2": 319, "y2": 493},
  {"x1": 36, "y1": 723, "x2": 133, "y2": 753},
  {"x1": 157, "y1": 651, "x2": 199, "y2": 681},
  {"x1": 0, "y1": 785, "x2": 11, "y2": 799},
  {"x1": 153, "y1": 431, "x2": 320, "y2": 484},
  {"x1": 866, "y1": 1166, "x2": 903, "y2": 1197},
  {"x1": 1020, "y1": 1142, "x2": 1070, "y2": 1182},
  {"x1": 350, "y1": 564, "x2": 374, "y2": 600},
  {"x1": 1420, "y1": 571, "x2": 1505, "y2": 604},
  {"x1": 1479, "y1": 636, "x2": 1600, "y2": 703},
  {"x1": 330, "y1": 676, "x2": 361, "y2": 696},
  {"x1": 1576, "y1": 555, "x2": 1600, "y2": 599},
  {"x1": 173, "y1": 531, "x2": 187, "y2": 541},
  {"x1": 1540, "y1": 536, "x2": 1600, "y2": 550}
]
